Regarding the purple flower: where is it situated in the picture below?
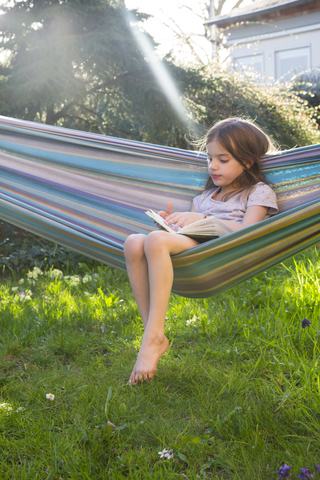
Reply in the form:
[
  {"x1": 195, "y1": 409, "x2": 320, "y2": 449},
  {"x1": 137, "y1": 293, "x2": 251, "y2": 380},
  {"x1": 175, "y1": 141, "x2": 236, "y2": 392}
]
[
  {"x1": 302, "y1": 318, "x2": 311, "y2": 328},
  {"x1": 166, "y1": 449, "x2": 173, "y2": 459},
  {"x1": 298, "y1": 466, "x2": 312, "y2": 479},
  {"x1": 93, "y1": 273, "x2": 99, "y2": 277},
  {"x1": 315, "y1": 464, "x2": 320, "y2": 474},
  {"x1": 277, "y1": 464, "x2": 292, "y2": 478}
]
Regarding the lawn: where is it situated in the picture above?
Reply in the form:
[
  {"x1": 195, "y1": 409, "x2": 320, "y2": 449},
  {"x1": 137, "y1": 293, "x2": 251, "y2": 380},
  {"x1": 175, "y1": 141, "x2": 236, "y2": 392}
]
[{"x1": 0, "y1": 246, "x2": 320, "y2": 479}]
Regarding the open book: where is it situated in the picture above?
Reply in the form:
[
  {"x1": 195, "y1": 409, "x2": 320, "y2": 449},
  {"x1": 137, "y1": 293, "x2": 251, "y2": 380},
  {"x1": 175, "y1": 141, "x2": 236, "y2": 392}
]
[{"x1": 145, "y1": 210, "x2": 233, "y2": 238}]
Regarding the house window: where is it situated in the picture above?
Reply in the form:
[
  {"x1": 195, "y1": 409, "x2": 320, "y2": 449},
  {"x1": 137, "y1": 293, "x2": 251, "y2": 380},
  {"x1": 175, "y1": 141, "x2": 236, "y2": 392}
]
[
  {"x1": 233, "y1": 54, "x2": 264, "y2": 74},
  {"x1": 275, "y1": 46, "x2": 310, "y2": 81}
]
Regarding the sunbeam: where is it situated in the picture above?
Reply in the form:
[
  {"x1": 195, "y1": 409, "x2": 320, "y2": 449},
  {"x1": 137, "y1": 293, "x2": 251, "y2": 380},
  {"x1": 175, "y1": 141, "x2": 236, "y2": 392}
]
[{"x1": 124, "y1": 10, "x2": 194, "y2": 131}]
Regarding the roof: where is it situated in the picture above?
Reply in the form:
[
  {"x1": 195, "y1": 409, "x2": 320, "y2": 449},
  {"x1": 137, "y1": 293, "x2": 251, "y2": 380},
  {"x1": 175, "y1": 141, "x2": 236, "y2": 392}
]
[{"x1": 205, "y1": 0, "x2": 317, "y2": 27}]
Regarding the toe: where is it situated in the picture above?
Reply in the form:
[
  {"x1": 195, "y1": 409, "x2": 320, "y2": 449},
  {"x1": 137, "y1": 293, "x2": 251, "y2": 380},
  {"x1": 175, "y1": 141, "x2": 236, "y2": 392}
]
[{"x1": 128, "y1": 371, "x2": 135, "y2": 384}]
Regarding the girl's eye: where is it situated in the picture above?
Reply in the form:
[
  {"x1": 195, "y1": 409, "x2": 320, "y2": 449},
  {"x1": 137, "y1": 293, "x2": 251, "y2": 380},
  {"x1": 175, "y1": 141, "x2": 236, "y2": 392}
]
[
  {"x1": 220, "y1": 159, "x2": 228, "y2": 163},
  {"x1": 207, "y1": 158, "x2": 212, "y2": 164}
]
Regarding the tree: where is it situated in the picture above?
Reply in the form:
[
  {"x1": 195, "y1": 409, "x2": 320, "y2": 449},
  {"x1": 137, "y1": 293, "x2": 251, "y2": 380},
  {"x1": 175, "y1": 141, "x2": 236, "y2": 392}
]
[
  {"x1": 130, "y1": 0, "x2": 246, "y2": 67},
  {"x1": 0, "y1": 0, "x2": 150, "y2": 125},
  {"x1": 208, "y1": 0, "x2": 246, "y2": 59},
  {"x1": 1, "y1": 0, "x2": 317, "y2": 151},
  {"x1": 0, "y1": 0, "x2": 196, "y2": 145}
]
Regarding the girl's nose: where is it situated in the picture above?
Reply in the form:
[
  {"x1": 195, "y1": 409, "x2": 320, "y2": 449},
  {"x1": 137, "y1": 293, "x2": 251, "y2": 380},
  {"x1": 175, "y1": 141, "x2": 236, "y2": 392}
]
[{"x1": 209, "y1": 160, "x2": 218, "y2": 171}]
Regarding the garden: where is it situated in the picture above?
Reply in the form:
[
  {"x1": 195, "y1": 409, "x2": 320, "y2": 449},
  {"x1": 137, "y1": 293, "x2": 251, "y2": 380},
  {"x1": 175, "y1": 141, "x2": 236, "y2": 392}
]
[
  {"x1": 1, "y1": 227, "x2": 320, "y2": 479},
  {"x1": 1, "y1": 1, "x2": 320, "y2": 478}
]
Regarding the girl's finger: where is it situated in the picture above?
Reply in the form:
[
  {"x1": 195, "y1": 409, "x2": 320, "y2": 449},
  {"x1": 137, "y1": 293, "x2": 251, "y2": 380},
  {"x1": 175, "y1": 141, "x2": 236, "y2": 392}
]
[
  {"x1": 157, "y1": 211, "x2": 167, "y2": 218},
  {"x1": 172, "y1": 218, "x2": 184, "y2": 230},
  {"x1": 165, "y1": 215, "x2": 177, "y2": 224},
  {"x1": 167, "y1": 215, "x2": 186, "y2": 227}
]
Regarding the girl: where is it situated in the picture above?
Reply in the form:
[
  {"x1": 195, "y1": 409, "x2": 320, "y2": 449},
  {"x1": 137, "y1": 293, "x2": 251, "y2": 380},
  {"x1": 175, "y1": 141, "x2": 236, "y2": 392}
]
[{"x1": 124, "y1": 117, "x2": 278, "y2": 383}]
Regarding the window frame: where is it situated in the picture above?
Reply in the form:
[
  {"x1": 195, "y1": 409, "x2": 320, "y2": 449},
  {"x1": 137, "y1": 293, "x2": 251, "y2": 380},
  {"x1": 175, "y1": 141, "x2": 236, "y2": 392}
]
[
  {"x1": 275, "y1": 45, "x2": 311, "y2": 81},
  {"x1": 232, "y1": 53, "x2": 264, "y2": 75}
]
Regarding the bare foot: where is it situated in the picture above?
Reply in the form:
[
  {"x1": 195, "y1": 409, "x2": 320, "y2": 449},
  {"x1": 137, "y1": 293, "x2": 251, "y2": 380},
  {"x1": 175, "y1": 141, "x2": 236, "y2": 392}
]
[{"x1": 128, "y1": 335, "x2": 169, "y2": 383}]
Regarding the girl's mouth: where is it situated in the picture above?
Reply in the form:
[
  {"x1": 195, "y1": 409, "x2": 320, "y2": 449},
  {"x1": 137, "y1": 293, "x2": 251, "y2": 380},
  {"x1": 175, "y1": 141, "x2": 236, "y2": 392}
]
[{"x1": 212, "y1": 175, "x2": 221, "y2": 179}]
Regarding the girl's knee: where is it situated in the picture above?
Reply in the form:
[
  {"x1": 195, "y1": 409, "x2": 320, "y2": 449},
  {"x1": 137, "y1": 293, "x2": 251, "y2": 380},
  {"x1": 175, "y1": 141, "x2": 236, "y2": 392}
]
[
  {"x1": 144, "y1": 231, "x2": 169, "y2": 255},
  {"x1": 124, "y1": 234, "x2": 146, "y2": 261}
]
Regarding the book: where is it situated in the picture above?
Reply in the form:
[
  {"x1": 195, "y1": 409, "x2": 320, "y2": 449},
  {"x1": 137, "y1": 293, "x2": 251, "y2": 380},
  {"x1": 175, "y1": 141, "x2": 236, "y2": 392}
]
[{"x1": 145, "y1": 209, "x2": 233, "y2": 238}]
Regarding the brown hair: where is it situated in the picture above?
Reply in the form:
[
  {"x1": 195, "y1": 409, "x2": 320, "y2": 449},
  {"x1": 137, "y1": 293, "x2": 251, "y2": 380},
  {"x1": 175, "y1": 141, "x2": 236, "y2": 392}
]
[{"x1": 201, "y1": 117, "x2": 277, "y2": 202}]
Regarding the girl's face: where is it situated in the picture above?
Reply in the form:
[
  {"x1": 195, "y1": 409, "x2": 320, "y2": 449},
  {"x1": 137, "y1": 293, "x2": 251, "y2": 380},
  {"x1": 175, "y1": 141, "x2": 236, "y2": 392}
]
[{"x1": 206, "y1": 138, "x2": 245, "y2": 193}]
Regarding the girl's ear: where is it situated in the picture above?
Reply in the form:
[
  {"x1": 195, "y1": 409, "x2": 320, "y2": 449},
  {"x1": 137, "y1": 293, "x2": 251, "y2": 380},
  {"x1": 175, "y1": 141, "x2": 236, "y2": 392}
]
[{"x1": 244, "y1": 159, "x2": 254, "y2": 169}]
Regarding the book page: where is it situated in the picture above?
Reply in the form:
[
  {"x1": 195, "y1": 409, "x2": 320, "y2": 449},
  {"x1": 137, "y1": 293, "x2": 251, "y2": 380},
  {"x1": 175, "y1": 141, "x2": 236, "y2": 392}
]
[{"x1": 145, "y1": 210, "x2": 177, "y2": 234}]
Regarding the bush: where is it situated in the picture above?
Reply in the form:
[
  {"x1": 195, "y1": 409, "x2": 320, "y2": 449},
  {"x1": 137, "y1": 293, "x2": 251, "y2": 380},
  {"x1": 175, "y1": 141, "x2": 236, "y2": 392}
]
[
  {"x1": 292, "y1": 69, "x2": 320, "y2": 127},
  {"x1": 186, "y1": 67, "x2": 320, "y2": 149},
  {"x1": 0, "y1": 221, "x2": 101, "y2": 278}
]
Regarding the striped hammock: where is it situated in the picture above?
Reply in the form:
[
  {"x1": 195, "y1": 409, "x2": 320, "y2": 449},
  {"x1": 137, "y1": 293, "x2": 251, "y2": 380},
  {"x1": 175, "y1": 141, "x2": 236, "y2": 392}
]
[{"x1": 0, "y1": 116, "x2": 320, "y2": 298}]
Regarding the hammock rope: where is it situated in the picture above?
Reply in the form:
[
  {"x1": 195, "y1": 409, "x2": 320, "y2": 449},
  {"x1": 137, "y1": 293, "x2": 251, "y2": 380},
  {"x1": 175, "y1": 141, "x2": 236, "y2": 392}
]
[{"x1": 0, "y1": 115, "x2": 320, "y2": 298}]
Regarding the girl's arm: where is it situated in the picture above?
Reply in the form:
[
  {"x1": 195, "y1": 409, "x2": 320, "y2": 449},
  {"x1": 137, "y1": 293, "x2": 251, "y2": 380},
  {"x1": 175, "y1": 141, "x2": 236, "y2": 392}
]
[
  {"x1": 164, "y1": 204, "x2": 268, "y2": 231},
  {"x1": 217, "y1": 205, "x2": 268, "y2": 231},
  {"x1": 159, "y1": 203, "x2": 268, "y2": 232}
]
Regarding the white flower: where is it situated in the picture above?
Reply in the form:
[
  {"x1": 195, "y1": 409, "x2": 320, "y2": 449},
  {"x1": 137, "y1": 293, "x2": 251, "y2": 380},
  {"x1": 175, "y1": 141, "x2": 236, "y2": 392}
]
[
  {"x1": 0, "y1": 403, "x2": 13, "y2": 412},
  {"x1": 52, "y1": 269, "x2": 63, "y2": 278},
  {"x1": 158, "y1": 449, "x2": 168, "y2": 458},
  {"x1": 18, "y1": 279, "x2": 24, "y2": 285},
  {"x1": 18, "y1": 295, "x2": 31, "y2": 301},
  {"x1": 158, "y1": 448, "x2": 173, "y2": 459},
  {"x1": 65, "y1": 275, "x2": 81, "y2": 286},
  {"x1": 17, "y1": 290, "x2": 32, "y2": 300},
  {"x1": 15, "y1": 406, "x2": 25, "y2": 413},
  {"x1": 186, "y1": 315, "x2": 198, "y2": 326},
  {"x1": 17, "y1": 291, "x2": 31, "y2": 301},
  {"x1": 82, "y1": 275, "x2": 91, "y2": 283},
  {"x1": 33, "y1": 267, "x2": 43, "y2": 275},
  {"x1": 11, "y1": 287, "x2": 19, "y2": 292},
  {"x1": 46, "y1": 393, "x2": 54, "y2": 401},
  {"x1": 28, "y1": 267, "x2": 42, "y2": 279}
]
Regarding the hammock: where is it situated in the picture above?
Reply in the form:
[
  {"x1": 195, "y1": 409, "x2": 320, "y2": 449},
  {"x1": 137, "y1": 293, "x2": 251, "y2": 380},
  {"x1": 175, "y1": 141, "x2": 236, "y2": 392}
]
[{"x1": 0, "y1": 115, "x2": 320, "y2": 298}]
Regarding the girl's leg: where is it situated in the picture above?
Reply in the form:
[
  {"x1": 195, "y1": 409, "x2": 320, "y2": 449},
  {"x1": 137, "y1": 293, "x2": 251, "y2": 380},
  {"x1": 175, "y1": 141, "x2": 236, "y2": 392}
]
[
  {"x1": 129, "y1": 231, "x2": 198, "y2": 383},
  {"x1": 123, "y1": 234, "x2": 150, "y2": 328}
]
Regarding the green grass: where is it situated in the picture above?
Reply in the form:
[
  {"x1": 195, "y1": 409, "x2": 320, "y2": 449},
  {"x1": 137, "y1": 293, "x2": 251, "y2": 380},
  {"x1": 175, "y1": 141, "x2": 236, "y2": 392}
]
[{"x1": 1, "y1": 249, "x2": 320, "y2": 479}]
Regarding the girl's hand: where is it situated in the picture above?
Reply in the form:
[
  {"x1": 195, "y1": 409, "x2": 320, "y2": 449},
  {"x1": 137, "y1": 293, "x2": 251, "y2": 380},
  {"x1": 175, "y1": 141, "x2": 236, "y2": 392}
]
[
  {"x1": 165, "y1": 212, "x2": 204, "y2": 230},
  {"x1": 157, "y1": 202, "x2": 172, "y2": 219},
  {"x1": 154, "y1": 202, "x2": 173, "y2": 230}
]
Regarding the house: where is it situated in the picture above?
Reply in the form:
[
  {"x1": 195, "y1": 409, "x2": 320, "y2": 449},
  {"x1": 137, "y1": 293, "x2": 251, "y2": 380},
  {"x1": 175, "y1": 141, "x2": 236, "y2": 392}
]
[{"x1": 205, "y1": 0, "x2": 320, "y2": 81}]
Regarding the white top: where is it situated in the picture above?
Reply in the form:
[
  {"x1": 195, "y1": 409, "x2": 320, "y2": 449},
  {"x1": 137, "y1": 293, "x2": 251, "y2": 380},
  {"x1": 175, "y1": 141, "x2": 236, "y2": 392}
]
[{"x1": 193, "y1": 182, "x2": 278, "y2": 224}]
